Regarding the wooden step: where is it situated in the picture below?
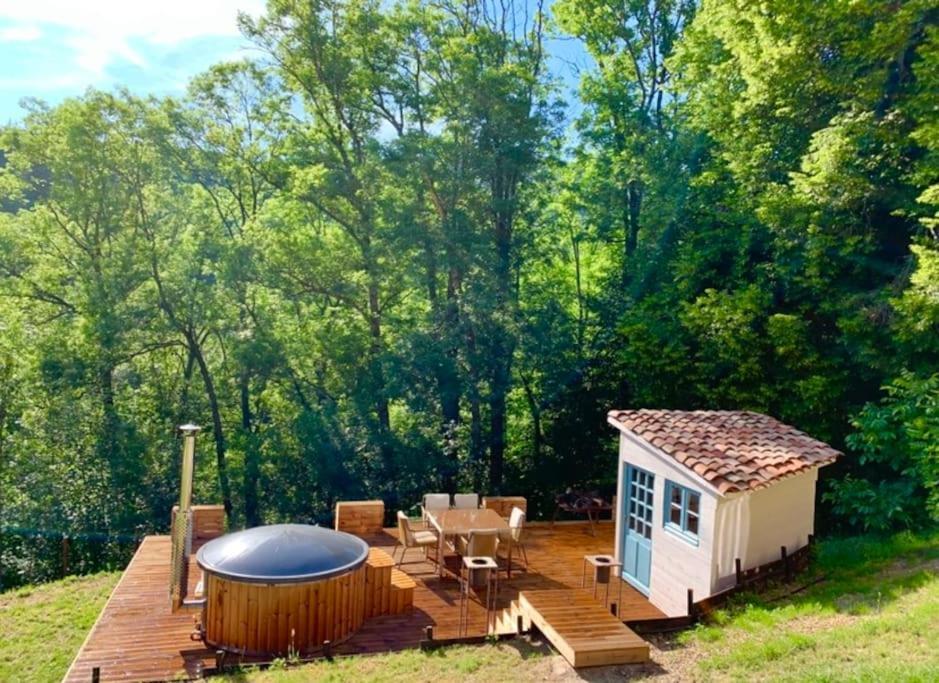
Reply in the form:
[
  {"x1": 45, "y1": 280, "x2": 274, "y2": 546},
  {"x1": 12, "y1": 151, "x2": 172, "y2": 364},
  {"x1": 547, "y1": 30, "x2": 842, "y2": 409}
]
[
  {"x1": 518, "y1": 589, "x2": 649, "y2": 668},
  {"x1": 389, "y1": 568, "x2": 415, "y2": 615}
]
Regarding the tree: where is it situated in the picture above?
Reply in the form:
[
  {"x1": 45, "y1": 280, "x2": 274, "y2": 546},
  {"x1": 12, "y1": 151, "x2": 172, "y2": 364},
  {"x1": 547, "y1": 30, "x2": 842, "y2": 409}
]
[{"x1": 556, "y1": 0, "x2": 695, "y2": 288}]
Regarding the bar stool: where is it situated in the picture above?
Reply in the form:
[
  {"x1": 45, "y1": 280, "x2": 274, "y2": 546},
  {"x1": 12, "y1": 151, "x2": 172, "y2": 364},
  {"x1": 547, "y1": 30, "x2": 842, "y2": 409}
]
[
  {"x1": 459, "y1": 555, "x2": 499, "y2": 636},
  {"x1": 582, "y1": 554, "x2": 624, "y2": 615}
]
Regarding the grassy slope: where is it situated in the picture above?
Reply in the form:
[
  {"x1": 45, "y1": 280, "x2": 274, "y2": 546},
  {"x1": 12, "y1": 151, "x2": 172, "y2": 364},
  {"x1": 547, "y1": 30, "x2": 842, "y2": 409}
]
[
  {"x1": 680, "y1": 529, "x2": 939, "y2": 682},
  {"x1": 2, "y1": 530, "x2": 936, "y2": 683},
  {"x1": 229, "y1": 530, "x2": 939, "y2": 682},
  {"x1": 0, "y1": 571, "x2": 119, "y2": 683}
]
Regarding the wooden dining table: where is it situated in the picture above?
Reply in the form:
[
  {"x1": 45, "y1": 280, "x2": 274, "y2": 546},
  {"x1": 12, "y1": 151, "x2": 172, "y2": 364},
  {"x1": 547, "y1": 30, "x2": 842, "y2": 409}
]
[{"x1": 426, "y1": 508, "x2": 513, "y2": 578}]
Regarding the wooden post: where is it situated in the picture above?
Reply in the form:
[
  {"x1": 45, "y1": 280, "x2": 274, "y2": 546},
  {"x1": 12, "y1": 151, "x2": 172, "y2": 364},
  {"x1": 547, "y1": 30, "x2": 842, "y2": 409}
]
[
  {"x1": 61, "y1": 536, "x2": 70, "y2": 577},
  {"x1": 323, "y1": 640, "x2": 332, "y2": 660},
  {"x1": 734, "y1": 557, "x2": 742, "y2": 585},
  {"x1": 516, "y1": 614, "x2": 524, "y2": 634},
  {"x1": 91, "y1": 667, "x2": 100, "y2": 683},
  {"x1": 781, "y1": 545, "x2": 791, "y2": 582},
  {"x1": 424, "y1": 625, "x2": 433, "y2": 642},
  {"x1": 214, "y1": 650, "x2": 225, "y2": 672},
  {"x1": 686, "y1": 588, "x2": 695, "y2": 620}
]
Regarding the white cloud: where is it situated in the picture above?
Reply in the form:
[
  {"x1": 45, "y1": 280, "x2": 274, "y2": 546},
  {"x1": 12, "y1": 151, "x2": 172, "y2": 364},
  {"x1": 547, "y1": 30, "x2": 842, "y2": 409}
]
[
  {"x1": 0, "y1": 24, "x2": 41, "y2": 41},
  {"x1": 0, "y1": 0, "x2": 265, "y2": 80}
]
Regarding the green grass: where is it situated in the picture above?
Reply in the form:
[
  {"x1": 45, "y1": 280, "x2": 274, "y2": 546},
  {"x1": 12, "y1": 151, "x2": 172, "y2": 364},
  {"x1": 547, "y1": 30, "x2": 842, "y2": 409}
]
[
  {"x1": 680, "y1": 529, "x2": 939, "y2": 682},
  {"x1": 0, "y1": 571, "x2": 120, "y2": 683},
  {"x1": 226, "y1": 529, "x2": 939, "y2": 682},
  {"x1": 220, "y1": 641, "x2": 551, "y2": 683}
]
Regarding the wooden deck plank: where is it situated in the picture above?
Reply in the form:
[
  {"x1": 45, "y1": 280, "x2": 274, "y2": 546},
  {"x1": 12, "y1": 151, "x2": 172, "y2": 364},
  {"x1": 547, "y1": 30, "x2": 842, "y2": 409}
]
[{"x1": 65, "y1": 521, "x2": 662, "y2": 680}]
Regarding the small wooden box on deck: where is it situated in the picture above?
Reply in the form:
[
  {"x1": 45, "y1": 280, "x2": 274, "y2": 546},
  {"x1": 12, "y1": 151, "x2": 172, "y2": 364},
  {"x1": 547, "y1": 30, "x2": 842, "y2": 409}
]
[
  {"x1": 170, "y1": 504, "x2": 226, "y2": 542},
  {"x1": 335, "y1": 500, "x2": 386, "y2": 536},
  {"x1": 481, "y1": 496, "x2": 527, "y2": 519}
]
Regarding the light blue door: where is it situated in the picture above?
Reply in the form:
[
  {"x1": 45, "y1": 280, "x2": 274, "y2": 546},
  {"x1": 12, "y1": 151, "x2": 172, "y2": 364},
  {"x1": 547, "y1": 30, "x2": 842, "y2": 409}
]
[{"x1": 622, "y1": 464, "x2": 654, "y2": 594}]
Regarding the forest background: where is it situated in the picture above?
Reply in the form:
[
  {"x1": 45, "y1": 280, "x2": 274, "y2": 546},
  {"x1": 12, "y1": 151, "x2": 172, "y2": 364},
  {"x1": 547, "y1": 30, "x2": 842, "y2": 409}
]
[{"x1": 0, "y1": 0, "x2": 936, "y2": 587}]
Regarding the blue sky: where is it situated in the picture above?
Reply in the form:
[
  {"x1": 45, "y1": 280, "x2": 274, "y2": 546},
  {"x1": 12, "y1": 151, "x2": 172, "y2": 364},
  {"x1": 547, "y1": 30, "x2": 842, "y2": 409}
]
[{"x1": 0, "y1": 1, "x2": 589, "y2": 124}]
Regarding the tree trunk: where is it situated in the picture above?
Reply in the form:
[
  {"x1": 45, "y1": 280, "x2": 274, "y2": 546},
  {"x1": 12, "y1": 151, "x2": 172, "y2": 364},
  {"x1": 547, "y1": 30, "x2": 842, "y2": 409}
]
[
  {"x1": 488, "y1": 211, "x2": 514, "y2": 493},
  {"x1": 520, "y1": 375, "x2": 542, "y2": 464},
  {"x1": 367, "y1": 280, "x2": 391, "y2": 435},
  {"x1": 366, "y1": 273, "x2": 395, "y2": 509},
  {"x1": 439, "y1": 267, "x2": 463, "y2": 491},
  {"x1": 488, "y1": 350, "x2": 508, "y2": 492},
  {"x1": 190, "y1": 335, "x2": 234, "y2": 522},
  {"x1": 241, "y1": 371, "x2": 261, "y2": 527},
  {"x1": 570, "y1": 222, "x2": 586, "y2": 354},
  {"x1": 463, "y1": 311, "x2": 486, "y2": 491},
  {"x1": 468, "y1": 381, "x2": 485, "y2": 491},
  {"x1": 178, "y1": 349, "x2": 196, "y2": 423},
  {"x1": 423, "y1": 236, "x2": 462, "y2": 491},
  {"x1": 623, "y1": 180, "x2": 642, "y2": 286}
]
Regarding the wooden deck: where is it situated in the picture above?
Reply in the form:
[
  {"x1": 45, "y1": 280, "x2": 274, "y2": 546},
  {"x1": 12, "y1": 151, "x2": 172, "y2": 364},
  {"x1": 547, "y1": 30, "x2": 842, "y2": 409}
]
[{"x1": 65, "y1": 521, "x2": 663, "y2": 681}]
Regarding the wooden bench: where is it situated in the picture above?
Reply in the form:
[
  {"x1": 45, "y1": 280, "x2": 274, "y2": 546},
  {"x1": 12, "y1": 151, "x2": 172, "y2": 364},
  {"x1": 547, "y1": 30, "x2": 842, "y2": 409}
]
[{"x1": 335, "y1": 500, "x2": 385, "y2": 536}]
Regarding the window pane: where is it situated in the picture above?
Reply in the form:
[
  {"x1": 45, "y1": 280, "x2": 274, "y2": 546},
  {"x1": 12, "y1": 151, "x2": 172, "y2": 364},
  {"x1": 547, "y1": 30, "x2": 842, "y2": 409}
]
[
  {"x1": 686, "y1": 514, "x2": 699, "y2": 535},
  {"x1": 688, "y1": 492, "x2": 700, "y2": 514},
  {"x1": 670, "y1": 485, "x2": 682, "y2": 505},
  {"x1": 670, "y1": 505, "x2": 682, "y2": 526}
]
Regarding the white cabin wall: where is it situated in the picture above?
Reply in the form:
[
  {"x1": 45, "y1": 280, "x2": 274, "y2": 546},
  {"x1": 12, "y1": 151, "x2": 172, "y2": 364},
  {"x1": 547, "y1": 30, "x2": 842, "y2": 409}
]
[
  {"x1": 744, "y1": 469, "x2": 818, "y2": 567},
  {"x1": 615, "y1": 434, "x2": 720, "y2": 617},
  {"x1": 712, "y1": 469, "x2": 818, "y2": 591}
]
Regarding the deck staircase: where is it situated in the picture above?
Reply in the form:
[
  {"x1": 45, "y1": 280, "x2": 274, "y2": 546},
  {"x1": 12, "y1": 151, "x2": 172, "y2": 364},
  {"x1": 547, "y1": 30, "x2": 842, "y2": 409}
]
[
  {"x1": 492, "y1": 589, "x2": 650, "y2": 668},
  {"x1": 492, "y1": 598, "x2": 531, "y2": 636}
]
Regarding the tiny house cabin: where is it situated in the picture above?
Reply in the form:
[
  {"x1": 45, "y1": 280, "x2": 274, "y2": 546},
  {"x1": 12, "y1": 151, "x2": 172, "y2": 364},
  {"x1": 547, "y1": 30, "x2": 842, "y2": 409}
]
[{"x1": 607, "y1": 409, "x2": 840, "y2": 617}]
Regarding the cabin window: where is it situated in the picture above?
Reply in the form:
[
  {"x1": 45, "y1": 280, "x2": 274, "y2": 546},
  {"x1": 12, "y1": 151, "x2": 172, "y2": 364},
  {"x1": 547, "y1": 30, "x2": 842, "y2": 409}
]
[{"x1": 664, "y1": 480, "x2": 700, "y2": 544}]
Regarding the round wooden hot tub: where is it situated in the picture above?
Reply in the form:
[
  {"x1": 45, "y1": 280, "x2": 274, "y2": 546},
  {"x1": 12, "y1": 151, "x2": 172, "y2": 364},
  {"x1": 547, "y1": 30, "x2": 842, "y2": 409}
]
[{"x1": 196, "y1": 524, "x2": 369, "y2": 656}]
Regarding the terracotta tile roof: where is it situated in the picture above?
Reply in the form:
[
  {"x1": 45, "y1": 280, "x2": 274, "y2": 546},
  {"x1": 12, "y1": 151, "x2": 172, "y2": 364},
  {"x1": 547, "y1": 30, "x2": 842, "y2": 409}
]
[{"x1": 607, "y1": 409, "x2": 840, "y2": 495}]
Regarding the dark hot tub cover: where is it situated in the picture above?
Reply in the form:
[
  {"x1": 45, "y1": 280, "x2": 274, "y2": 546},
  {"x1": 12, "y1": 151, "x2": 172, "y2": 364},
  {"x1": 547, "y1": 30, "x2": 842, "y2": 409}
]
[{"x1": 196, "y1": 523, "x2": 369, "y2": 583}]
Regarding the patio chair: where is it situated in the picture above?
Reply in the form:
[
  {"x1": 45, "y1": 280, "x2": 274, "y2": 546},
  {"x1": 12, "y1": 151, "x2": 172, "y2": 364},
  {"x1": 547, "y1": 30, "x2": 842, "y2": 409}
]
[
  {"x1": 453, "y1": 493, "x2": 479, "y2": 510},
  {"x1": 458, "y1": 528, "x2": 499, "y2": 560},
  {"x1": 507, "y1": 506, "x2": 529, "y2": 567},
  {"x1": 458, "y1": 528, "x2": 500, "y2": 589},
  {"x1": 421, "y1": 493, "x2": 450, "y2": 522},
  {"x1": 393, "y1": 511, "x2": 439, "y2": 567}
]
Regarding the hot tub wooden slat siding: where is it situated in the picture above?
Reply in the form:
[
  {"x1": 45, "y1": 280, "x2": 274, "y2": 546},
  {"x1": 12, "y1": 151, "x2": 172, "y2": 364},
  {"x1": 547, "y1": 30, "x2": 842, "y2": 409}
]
[{"x1": 206, "y1": 564, "x2": 376, "y2": 656}]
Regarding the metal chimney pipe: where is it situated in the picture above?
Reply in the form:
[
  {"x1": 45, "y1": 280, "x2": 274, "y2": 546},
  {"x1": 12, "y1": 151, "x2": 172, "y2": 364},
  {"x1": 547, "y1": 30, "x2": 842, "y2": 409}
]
[{"x1": 170, "y1": 424, "x2": 200, "y2": 611}]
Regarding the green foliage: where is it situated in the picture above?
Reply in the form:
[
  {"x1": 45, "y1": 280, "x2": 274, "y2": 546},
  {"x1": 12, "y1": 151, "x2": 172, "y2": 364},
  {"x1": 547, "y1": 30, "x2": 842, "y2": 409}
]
[
  {"x1": 0, "y1": 0, "x2": 937, "y2": 578},
  {"x1": 826, "y1": 371, "x2": 939, "y2": 530}
]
